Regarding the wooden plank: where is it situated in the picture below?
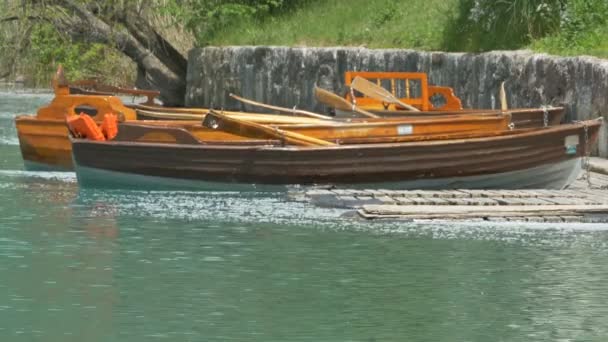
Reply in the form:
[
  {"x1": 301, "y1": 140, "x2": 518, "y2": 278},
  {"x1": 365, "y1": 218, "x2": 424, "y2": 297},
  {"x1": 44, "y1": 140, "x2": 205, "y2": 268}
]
[
  {"x1": 505, "y1": 217, "x2": 527, "y2": 222},
  {"x1": 407, "y1": 190, "x2": 431, "y2": 197},
  {"x1": 394, "y1": 197, "x2": 417, "y2": 205},
  {"x1": 361, "y1": 204, "x2": 608, "y2": 218},
  {"x1": 365, "y1": 190, "x2": 388, "y2": 197},
  {"x1": 561, "y1": 215, "x2": 583, "y2": 223},
  {"x1": 377, "y1": 189, "x2": 399, "y2": 196},
  {"x1": 433, "y1": 191, "x2": 461, "y2": 198},
  {"x1": 574, "y1": 190, "x2": 608, "y2": 203},
  {"x1": 445, "y1": 198, "x2": 475, "y2": 205},
  {"x1": 543, "y1": 216, "x2": 564, "y2": 223},
  {"x1": 526, "y1": 216, "x2": 545, "y2": 223},
  {"x1": 387, "y1": 191, "x2": 420, "y2": 198},
  {"x1": 531, "y1": 189, "x2": 564, "y2": 197},
  {"x1": 425, "y1": 198, "x2": 451, "y2": 205},
  {"x1": 518, "y1": 197, "x2": 559, "y2": 206},
  {"x1": 545, "y1": 197, "x2": 586, "y2": 205},
  {"x1": 480, "y1": 190, "x2": 511, "y2": 198},
  {"x1": 454, "y1": 190, "x2": 474, "y2": 198},
  {"x1": 493, "y1": 190, "x2": 527, "y2": 198},
  {"x1": 375, "y1": 196, "x2": 397, "y2": 204},
  {"x1": 486, "y1": 217, "x2": 508, "y2": 222},
  {"x1": 465, "y1": 198, "x2": 500, "y2": 206},
  {"x1": 410, "y1": 197, "x2": 436, "y2": 205},
  {"x1": 342, "y1": 189, "x2": 370, "y2": 196},
  {"x1": 583, "y1": 214, "x2": 608, "y2": 223},
  {"x1": 459, "y1": 190, "x2": 492, "y2": 198},
  {"x1": 495, "y1": 198, "x2": 527, "y2": 205}
]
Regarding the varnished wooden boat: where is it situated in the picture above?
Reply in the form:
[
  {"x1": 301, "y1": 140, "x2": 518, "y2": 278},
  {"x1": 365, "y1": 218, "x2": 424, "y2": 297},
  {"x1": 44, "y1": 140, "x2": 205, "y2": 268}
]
[
  {"x1": 16, "y1": 67, "x2": 565, "y2": 171},
  {"x1": 15, "y1": 92, "x2": 515, "y2": 170},
  {"x1": 14, "y1": 68, "x2": 329, "y2": 170},
  {"x1": 70, "y1": 119, "x2": 602, "y2": 190},
  {"x1": 330, "y1": 72, "x2": 565, "y2": 128},
  {"x1": 15, "y1": 68, "x2": 522, "y2": 170}
]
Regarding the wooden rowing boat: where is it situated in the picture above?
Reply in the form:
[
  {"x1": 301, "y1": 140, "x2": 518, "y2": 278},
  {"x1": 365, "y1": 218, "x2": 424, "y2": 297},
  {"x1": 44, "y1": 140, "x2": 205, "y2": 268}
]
[
  {"x1": 15, "y1": 67, "x2": 567, "y2": 171},
  {"x1": 326, "y1": 72, "x2": 565, "y2": 128},
  {"x1": 14, "y1": 68, "x2": 329, "y2": 170},
  {"x1": 15, "y1": 67, "x2": 524, "y2": 170},
  {"x1": 70, "y1": 119, "x2": 602, "y2": 190},
  {"x1": 16, "y1": 91, "x2": 514, "y2": 170}
]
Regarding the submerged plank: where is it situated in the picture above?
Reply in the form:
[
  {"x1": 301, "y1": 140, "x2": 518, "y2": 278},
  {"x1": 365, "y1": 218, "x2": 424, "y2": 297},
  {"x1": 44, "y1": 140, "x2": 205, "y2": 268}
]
[{"x1": 361, "y1": 204, "x2": 608, "y2": 219}]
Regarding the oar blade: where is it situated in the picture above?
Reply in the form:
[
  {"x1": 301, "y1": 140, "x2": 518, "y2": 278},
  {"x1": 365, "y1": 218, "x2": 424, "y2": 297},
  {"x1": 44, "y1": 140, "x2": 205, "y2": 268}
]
[{"x1": 350, "y1": 76, "x2": 420, "y2": 112}]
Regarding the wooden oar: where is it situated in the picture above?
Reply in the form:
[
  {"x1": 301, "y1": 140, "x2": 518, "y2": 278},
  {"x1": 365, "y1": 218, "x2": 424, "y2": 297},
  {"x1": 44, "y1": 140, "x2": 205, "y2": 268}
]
[
  {"x1": 136, "y1": 108, "x2": 328, "y2": 125},
  {"x1": 133, "y1": 103, "x2": 209, "y2": 114},
  {"x1": 314, "y1": 87, "x2": 378, "y2": 118},
  {"x1": 203, "y1": 110, "x2": 335, "y2": 147},
  {"x1": 500, "y1": 81, "x2": 508, "y2": 111},
  {"x1": 136, "y1": 109, "x2": 204, "y2": 120},
  {"x1": 229, "y1": 93, "x2": 332, "y2": 120},
  {"x1": 350, "y1": 76, "x2": 420, "y2": 112}
]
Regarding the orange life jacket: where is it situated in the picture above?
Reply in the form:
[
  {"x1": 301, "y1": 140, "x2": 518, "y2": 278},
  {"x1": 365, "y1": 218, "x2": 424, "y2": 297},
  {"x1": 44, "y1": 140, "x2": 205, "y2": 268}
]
[
  {"x1": 66, "y1": 114, "x2": 105, "y2": 141},
  {"x1": 100, "y1": 113, "x2": 118, "y2": 140}
]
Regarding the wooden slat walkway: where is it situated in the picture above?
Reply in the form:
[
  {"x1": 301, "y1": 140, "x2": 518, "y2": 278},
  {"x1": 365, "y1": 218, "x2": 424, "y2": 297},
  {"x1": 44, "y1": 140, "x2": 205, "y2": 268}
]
[{"x1": 303, "y1": 171, "x2": 608, "y2": 223}]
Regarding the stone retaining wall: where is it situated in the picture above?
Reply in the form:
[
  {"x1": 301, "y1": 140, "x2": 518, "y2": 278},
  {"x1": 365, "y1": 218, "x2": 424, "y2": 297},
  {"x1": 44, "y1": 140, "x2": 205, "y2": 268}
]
[{"x1": 186, "y1": 46, "x2": 608, "y2": 156}]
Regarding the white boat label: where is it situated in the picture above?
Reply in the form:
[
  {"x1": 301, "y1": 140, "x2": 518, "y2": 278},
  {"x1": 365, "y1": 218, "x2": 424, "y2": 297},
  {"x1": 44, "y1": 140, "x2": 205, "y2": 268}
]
[
  {"x1": 397, "y1": 125, "x2": 413, "y2": 135},
  {"x1": 564, "y1": 135, "x2": 580, "y2": 155}
]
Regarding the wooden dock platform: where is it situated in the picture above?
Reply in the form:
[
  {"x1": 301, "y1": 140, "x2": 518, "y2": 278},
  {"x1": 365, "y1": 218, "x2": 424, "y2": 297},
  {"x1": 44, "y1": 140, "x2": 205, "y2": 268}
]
[{"x1": 302, "y1": 171, "x2": 608, "y2": 223}]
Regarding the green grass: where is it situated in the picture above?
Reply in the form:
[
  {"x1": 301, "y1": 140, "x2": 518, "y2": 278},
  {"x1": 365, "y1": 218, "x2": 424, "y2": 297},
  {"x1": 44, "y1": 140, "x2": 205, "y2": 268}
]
[
  {"x1": 530, "y1": 26, "x2": 608, "y2": 58},
  {"x1": 206, "y1": 0, "x2": 456, "y2": 50},
  {"x1": 205, "y1": 0, "x2": 608, "y2": 60}
]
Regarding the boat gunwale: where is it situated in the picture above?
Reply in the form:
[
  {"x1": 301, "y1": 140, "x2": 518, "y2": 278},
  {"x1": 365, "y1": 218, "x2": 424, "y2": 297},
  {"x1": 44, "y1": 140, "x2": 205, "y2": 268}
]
[{"x1": 70, "y1": 118, "x2": 603, "y2": 152}]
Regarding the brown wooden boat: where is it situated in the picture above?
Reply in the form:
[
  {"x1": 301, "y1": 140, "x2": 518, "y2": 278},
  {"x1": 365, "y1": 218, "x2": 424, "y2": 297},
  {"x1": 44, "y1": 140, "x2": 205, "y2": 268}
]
[
  {"x1": 326, "y1": 72, "x2": 565, "y2": 128},
  {"x1": 15, "y1": 68, "x2": 524, "y2": 170},
  {"x1": 15, "y1": 93, "x2": 514, "y2": 170},
  {"x1": 70, "y1": 118, "x2": 602, "y2": 190},
  {"x1": 14, "y1": 68, "x2": 330, "y2": 170}
]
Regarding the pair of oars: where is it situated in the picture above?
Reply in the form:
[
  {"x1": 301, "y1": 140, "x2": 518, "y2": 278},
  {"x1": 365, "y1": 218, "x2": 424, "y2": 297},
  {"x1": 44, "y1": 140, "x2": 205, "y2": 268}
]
[
  {"x1": 344, "y1": 77, "x2": 510, "y2": 112},
  {"x1": 314, "y1": 76, "x2": 421, "y2": 118},
  {"x1": 203, "y1": 110, "x2": 336, "y2": 147}
]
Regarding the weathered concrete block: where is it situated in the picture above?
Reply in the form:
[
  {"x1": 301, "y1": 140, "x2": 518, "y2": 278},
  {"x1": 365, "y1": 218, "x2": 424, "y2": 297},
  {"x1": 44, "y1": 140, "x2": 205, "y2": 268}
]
[{"x1": 186, "y1": 46, "x2": 608, "y2": 156}]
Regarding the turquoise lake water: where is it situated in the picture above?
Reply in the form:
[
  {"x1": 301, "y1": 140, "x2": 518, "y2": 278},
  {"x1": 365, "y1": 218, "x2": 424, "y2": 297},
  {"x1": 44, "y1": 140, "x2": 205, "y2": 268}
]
[{"x1": 1, "y1": 92, "x2": 608, "y2": 341}]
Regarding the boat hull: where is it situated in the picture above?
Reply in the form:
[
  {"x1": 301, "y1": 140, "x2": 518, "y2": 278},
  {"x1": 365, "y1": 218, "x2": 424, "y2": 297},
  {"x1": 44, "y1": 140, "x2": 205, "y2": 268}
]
[
  {"x1": 74, "y1": 158, "x2": 582, "y2": 191},
  {"x1": 15, "y1": 116, "x2": 73, "y2": 170},
  {"x1": 71, "y1": 120, "x2": 601, "y2": 190}
]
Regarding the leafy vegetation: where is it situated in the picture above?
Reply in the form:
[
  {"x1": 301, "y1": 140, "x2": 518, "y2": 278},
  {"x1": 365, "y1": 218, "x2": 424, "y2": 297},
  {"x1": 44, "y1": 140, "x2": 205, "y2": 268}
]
[
  {"x1": 531, "y1": 0, "x2": 608, "y2": 57},
  {"x1": 0, "y1": 1, "x2": 135, "y2": 86},
  {"x1": 443, "y1": 0, "x2": 564, "y2": 51},
  {"x1": 25, "y1": 24, "x2": 135, "y2": 86},
  {"x1": 162, "y1": 0, "x2": 308, "y2": 45}
]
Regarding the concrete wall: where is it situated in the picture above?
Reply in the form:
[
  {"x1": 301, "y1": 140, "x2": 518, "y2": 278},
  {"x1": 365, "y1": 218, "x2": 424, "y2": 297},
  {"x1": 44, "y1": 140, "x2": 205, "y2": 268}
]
[{"x1": 186, "y1": 46, "x2": 608, "y2": 156}]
